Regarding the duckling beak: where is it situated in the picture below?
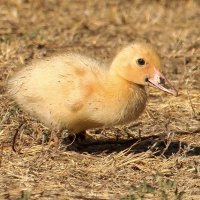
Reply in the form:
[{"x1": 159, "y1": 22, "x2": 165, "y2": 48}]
[{"x1": 146, "y1": 69, "x2": 178, "y2": 96}]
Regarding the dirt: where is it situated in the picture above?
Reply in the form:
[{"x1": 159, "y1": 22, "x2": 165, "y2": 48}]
[{"x1": 0, "y1": 0, "x2": 199, "y2": 199}]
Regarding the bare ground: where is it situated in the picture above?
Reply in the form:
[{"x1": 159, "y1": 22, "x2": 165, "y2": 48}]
[{"x1": 0, "y1": 0, "x2": 200, "y2": 199}]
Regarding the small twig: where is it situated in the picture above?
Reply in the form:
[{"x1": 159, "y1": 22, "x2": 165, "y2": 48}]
[
  {"x1": 164, "y1": 119, "x2": 170, "y2": 132},
  {"x1": 149, "y1": 138, "x2": 160, "y2": 152},
  {"x1": 173, "y1": 128, "x2": 200, "y2": 135},
  {"x1": 0, "y1": 143, "x2": 3, "y2": 166},
  {"x1": 146, "y1": 109, "x2": 156, "y2": 119},
  {"x1": 12, "y1": 122, "x2": 25, "y2": 153},
  {"x1": 161, "y1": 132, "x2": 175, "y2": 156},
  {"x1": 186, "y1": 89, "x2": 196, "y2": 118}
]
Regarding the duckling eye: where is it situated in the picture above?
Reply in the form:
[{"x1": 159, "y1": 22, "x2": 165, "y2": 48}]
[{"x1": 136, "y1": 58, "x2": 145, "y2": 66}]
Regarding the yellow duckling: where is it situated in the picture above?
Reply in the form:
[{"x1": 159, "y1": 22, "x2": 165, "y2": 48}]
[{"x1": 8, "y1": 42, "x2": 177, "y2": 139}]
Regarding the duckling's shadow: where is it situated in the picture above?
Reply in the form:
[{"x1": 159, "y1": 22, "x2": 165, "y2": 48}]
[{"x1": 62, "y1": 135, "x2": 200, "y2": 158}]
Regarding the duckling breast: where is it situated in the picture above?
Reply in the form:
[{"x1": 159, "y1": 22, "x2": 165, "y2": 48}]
[
  {"x1": 86, "y1": 84, "x2": 147, "y2": 127},
  {"x1": 120, "y1": 86, "x2": 147, "y2": 124}
]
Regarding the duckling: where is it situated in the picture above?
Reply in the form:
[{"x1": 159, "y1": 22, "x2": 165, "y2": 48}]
[{"x1": 8, "y1": 42, "x2": 177, "y2": 142}]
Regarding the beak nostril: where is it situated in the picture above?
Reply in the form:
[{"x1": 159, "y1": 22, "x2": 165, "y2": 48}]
[{"x1": 159, "y1": 77, "x2": 165, "y2": 85}]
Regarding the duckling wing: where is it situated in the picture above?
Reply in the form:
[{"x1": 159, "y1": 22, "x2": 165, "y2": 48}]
[{"x1": 8, "y1": 54, "x2": 106, "y2": 130}]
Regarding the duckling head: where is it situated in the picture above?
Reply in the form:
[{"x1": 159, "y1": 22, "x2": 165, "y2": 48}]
[{"x1": 110, "y1": 42, "x2": 178, "y2": 96}]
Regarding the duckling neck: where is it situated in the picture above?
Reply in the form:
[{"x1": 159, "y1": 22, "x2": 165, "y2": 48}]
[
  {"x1": 105, "y1": 70, "x2": 147, "y2": 123},
  {"x1": 108, "y1": 70, "x2": 145, "y2": 93}
]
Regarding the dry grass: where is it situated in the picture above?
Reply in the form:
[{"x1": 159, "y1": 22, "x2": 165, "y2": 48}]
[{"x1": 0, "y1": 0, "x2": 200, "y2": 199}]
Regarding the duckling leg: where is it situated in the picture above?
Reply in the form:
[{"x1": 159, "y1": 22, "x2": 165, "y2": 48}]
[
  {"x1": 48, "y1": 130, "x2": 86, "y2": 150},
  {"x1": 76, "y1": 131, "x2": 86, "y2": 141},
  {"x1": 68, "y1": 131, "x2": 86, "y2": 143},
  {"x1": 48, "y1": 129, "x2": 61, "y2": 147},
  {"x1": 62, "y1": 131, "x2": 86, "y2": 150}
]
